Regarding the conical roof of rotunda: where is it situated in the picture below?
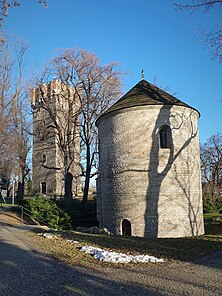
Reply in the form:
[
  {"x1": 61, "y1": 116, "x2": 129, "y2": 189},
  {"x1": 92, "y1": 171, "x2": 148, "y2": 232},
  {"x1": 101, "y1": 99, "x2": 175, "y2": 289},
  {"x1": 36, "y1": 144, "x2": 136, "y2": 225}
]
[{"x1": 96, "y1": 79, "x2": 200, "y2": 125}]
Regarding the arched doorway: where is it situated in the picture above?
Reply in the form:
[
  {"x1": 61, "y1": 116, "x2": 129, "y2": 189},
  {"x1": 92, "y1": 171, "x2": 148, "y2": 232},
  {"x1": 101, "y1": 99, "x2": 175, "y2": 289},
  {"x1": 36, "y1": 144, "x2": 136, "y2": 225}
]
[{"x1": 122, "y1": 219, "x2": 132, "y2": 236}]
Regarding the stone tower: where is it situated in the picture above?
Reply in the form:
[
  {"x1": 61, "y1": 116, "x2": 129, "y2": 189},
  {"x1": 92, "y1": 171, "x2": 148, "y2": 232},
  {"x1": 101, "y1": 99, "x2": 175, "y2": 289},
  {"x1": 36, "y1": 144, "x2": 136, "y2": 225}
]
[
  {"x1": 31, "y1": 80, "x2": 80, "y2": 197},
  {"x1": 96, "y1": 79, "x2": 204, "y2": 238}
]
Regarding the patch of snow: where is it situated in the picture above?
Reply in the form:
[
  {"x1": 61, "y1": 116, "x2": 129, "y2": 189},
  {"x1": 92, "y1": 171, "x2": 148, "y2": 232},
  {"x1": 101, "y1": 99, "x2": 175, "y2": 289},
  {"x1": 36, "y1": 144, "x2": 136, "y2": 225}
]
[
  {"x1": 80, "y1": 246, "x2": 164, "y2": 263},
  {"x1": 37, "y1": 233, "x2": 57, "y2": 239},
  {"x1": 66, "y1": 239, "x2": 79, "y2": 244}
]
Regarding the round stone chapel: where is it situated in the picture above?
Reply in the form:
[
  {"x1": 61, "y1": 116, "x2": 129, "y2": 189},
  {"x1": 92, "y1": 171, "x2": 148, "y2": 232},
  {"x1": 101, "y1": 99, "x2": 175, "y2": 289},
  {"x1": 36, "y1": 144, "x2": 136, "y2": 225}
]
[{"x1": 96, "y1": 79, "x2": 204, "y2": 238}]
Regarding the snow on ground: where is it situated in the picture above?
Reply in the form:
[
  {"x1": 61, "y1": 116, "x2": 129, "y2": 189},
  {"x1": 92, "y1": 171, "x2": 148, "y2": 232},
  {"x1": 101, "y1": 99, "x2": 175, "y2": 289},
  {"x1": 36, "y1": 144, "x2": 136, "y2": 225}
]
[{"x1": 81, "y1": 246, "x2": 164, "y2": 263}]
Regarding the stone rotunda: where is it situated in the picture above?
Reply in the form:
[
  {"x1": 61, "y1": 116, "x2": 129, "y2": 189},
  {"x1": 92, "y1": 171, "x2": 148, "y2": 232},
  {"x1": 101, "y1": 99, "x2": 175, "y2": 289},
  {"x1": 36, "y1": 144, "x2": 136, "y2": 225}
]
[{"x1": 96, "y1": 79, "x2": 204, "y2": 238}]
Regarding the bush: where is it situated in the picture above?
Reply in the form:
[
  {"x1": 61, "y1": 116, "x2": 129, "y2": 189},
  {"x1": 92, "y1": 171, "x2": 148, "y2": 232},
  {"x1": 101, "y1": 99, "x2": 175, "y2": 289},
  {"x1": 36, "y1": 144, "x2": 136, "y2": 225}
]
[
  {"x1": 203, "y1": 202, "x2": 218, "y2": 213},
  {"x1": 203, "y1": 200, "x2": 222, "y2": 213},
  {"x1": 23, "y1": 196, "x2": 72, "y2": 230}
]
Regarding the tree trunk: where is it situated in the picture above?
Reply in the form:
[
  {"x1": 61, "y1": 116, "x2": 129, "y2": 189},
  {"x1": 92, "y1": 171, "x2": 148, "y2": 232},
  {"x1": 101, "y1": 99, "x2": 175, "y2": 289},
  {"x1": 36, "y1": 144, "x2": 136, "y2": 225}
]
[
  {"x1": 7, "y1": 187, "x2": 11, "y2": 198},
  {"x1": 16, "y1": 166, "x2": 25, "y2": 199},
  {"x1": 83, "y1": 169, "x2": 90, "y2": 203},
  {"x1": 82, "y1": 144, "x2": 91, "y2": 203},
  {"x1": 64, "y1": 172, "x2": 73, "y2": 200}
]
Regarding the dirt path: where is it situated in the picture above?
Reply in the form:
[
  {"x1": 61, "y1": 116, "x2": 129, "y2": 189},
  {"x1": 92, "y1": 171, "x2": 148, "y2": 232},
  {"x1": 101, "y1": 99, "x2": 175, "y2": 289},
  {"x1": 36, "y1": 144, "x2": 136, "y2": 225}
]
[{"x1": 0, "y1": 217, "x2": 222, "y2": 296}]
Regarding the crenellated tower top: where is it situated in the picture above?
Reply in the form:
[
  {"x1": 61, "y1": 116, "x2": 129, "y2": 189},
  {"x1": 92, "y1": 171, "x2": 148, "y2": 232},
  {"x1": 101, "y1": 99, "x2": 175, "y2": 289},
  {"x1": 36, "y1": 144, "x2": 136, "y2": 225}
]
[{"x1": 30, "y1": 80, "x2": 62, "y2": 108}]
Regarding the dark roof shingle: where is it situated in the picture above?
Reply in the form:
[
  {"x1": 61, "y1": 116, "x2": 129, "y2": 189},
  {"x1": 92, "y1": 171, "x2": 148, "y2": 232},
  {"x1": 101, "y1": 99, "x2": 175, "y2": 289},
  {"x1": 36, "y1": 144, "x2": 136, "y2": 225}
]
[{"x1": 97, "y1": 80, "x2": 199, "y2": 124}]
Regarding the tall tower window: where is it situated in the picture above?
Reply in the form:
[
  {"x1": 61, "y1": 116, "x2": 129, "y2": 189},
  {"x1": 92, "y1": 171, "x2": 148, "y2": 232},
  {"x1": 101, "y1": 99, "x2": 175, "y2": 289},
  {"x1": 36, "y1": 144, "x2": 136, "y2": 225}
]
[
  {"x1": 42, "y1": 154, "x2": 46, "y2": 163},
  {"x1": 41, "y1": 182, "x2": 46, "y2": 194},
  {"x1": 159, "y1": 125, "x2": 171, "y2": 148}
]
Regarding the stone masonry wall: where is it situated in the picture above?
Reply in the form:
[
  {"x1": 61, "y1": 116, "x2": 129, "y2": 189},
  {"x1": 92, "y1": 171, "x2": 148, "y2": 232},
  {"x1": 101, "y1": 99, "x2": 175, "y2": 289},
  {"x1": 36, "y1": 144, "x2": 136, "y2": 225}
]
[
  {"x1": 97, "y1": 104, "x2": 204, "y2": 238},
  {"x1": 31, "y1": 80, "x2": 80, "y2": 197}
]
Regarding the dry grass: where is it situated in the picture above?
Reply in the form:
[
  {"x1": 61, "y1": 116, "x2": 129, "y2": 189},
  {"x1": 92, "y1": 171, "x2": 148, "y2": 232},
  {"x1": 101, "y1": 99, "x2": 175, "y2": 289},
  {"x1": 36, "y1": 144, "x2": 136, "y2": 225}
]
[
  {"x1": 27, "y1": 229, "x2": 222, "y2": 270},
  {"x1": 0, "y1": 212, "x2": 23, "y2": 226},
  {"x1": 1, "y1": 211, "x2": 222, "y2": 270},
  {"x1": 29, "y1": 233, "x2": 102, "y2": 269}
]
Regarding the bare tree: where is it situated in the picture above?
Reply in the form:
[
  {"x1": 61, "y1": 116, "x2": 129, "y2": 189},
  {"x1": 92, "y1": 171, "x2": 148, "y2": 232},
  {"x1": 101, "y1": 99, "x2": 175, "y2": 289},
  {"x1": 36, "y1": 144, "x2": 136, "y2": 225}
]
[
  {"x1": 35, "y1": 48, "x2": 123, "y2": 202},
  {"x1": 10, "y1": 37, "x2": 32, "y2": 198},
  {"x1": 0, "y1": 36, "x2": 31, "y2": 199},
  {"x1": 201, "y1": 134, "x2": 222, "y2": 207},
  {"x1": 60, "y1": 49, "x2": 123, "y2": 203},
  {"x1": 174, "y1": 0, "x2": 222, "y2": 62},
  {"x1": 13, "y1": 94, "x2": 32, "y2": 199},
  {"x1": 0, "y1": 37, "x2": 17, "y2": 191}
]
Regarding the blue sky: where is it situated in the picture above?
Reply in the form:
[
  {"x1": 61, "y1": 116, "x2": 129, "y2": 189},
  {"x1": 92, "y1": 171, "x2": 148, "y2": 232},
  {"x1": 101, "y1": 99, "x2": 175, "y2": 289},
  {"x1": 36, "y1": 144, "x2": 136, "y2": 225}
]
[{"x1": 4, "y1": 0, "x2": 222, "y2": 143}]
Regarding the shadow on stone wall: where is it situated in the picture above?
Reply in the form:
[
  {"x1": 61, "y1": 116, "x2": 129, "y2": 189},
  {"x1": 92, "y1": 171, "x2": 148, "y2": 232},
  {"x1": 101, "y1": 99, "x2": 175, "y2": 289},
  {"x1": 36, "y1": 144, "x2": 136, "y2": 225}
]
[
  {"x1": 174, "y1": 159, "x2": 203, "y2": 236},
  {"x1": 144, "y1": 105, "x2": 199, "y2": 237}
]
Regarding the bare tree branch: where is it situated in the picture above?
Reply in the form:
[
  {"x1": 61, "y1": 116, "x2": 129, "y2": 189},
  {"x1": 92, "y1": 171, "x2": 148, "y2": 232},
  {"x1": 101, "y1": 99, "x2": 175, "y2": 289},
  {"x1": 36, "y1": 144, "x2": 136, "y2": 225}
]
[
  {"x1": 33, "y1": 48, "x2": 124, "y2": 202},
  {"x1": 0, "y1": 0, "x2": 48, "y2": 45},
  {"x1": 173, "y1": 0, "x2": 222, "y2": 62},
  {"x1": 201, "y1": 134, "x2": 222, "y2": 208},
  {"x1": 0, "y1": 36, "x2": 31, "y2": 197}
]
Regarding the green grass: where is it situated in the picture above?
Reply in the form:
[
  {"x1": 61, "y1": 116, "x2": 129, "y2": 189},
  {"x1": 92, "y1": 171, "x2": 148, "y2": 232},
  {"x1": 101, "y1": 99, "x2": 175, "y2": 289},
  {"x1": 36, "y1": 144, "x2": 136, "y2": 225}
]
[
  {"x1": 0, "y1": 203, "x2": 18, "y2": 208},
  {"x1": 204, "y1": 212, "x2": 222, "y2": 220}
]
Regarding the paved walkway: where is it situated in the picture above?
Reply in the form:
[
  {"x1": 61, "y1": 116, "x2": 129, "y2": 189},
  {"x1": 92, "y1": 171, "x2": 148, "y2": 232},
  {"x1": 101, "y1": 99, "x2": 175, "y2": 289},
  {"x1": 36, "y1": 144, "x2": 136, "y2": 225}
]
[{"x1": 0, "y1": 220, "x2": 222, "y2": 296}]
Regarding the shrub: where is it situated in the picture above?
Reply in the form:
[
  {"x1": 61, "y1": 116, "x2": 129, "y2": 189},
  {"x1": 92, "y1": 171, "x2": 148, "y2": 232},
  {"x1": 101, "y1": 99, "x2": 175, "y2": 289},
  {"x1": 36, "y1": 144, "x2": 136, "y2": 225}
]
[
  {"x1": 23, "y1": 196, "x2": 72, "y2": 230},
  {"x1": 203, "y1": 200, "x2": 222, "y2": 213},
  {"x1": 203, "y1": 202, "x2": 218, "y2": 213}
]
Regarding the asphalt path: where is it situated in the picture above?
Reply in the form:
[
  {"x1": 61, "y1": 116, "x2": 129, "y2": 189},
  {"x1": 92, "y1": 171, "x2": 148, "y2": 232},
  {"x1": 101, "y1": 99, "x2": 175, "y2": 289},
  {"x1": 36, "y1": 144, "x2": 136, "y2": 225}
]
[{"x1": 0, "y1": 220, "x2": 222, "y2": 296}]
